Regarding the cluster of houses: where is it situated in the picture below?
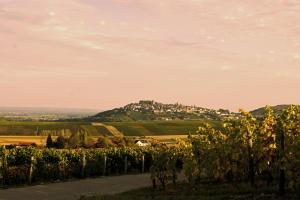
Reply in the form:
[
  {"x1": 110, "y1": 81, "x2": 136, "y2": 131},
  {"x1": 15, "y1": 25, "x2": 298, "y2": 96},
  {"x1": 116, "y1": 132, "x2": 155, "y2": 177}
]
[
  {"x1": 124, "y1": 100, "x2": 208, "y2": 114},
  {"x1": 123, "y1": 100, "x2": 234, "y2": 120}
]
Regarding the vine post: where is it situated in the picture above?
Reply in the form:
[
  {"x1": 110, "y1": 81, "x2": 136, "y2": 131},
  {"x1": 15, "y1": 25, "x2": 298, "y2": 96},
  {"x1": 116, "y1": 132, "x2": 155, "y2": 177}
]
[
  {"x1": 81, "y1": 153, "x2": 86, "y2": 178},
  {"x1": 124, "y1": 156, "x2": 128, "y2": 174},
  {"x1": 28, "y1": 156, "x2": 34, "y2": 185},
  {"x1": 142, "y1": 155, "x2": 145, "y2": 173},
  {"x1": 103, "y1": 155, "x2": 107, "y2": 176}
]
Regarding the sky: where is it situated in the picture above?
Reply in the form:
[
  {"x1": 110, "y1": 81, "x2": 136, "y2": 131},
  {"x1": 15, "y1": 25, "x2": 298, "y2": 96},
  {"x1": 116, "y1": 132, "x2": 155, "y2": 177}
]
[{"x1": 0, "y1": 0, "x2": 300, "y2": 111}]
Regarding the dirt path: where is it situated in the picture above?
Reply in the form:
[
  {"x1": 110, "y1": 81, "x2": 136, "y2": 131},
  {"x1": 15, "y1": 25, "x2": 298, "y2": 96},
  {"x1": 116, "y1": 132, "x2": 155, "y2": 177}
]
[
  {"x1": 0, "y1": 174, "x2": 151, "y2": 200},
  {"x1": 92, "y1": 123, "x2": 123, "y2": 137}
]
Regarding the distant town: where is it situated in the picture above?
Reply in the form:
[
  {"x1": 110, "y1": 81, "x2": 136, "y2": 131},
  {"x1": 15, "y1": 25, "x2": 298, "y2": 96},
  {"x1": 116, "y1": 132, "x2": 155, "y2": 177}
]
[{"x1": 92, "y1": 100, "x2": 237, "y2": 121}]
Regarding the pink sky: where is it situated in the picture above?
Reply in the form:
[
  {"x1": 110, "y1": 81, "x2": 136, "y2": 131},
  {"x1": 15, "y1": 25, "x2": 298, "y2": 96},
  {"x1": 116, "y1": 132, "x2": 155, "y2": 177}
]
[{"x1": 0, "y1": 0, "x2": 300, "y2": 111}]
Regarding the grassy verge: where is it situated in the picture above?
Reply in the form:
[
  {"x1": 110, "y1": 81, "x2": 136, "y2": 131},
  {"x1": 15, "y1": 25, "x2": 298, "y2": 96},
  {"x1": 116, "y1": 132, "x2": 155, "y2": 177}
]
[{"x1": 79, "y1": 181, "x2": 299, "y2": 200}]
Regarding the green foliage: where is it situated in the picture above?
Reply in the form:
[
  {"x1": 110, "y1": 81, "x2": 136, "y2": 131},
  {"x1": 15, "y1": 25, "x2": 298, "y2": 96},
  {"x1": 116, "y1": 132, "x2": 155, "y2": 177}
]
[
  {"x1": 150, "y1": 146, "x2": 184, "y2": 190},
  {"x1": 68, "y1": 132, "x2": 81, "y2": 148},
  {"x1": 55, "y1": 135, "x2": 66, "y2": 149},
  {"x1": 182, "y1": 105, "x2": 300, "y2": 196},
  {"x1": 110, "y1": 136, "x2": 127, "y2": 147},
  {"x1": 81, "y1": 131, "x2": 89, "y2": 147},
  {"x1": 150, "y1": 148, "x2": 171, "y2": 190},
  {"x1": 0, "y1": 105, "x2": 300, "y2": 197},
  {"x1": 256, "y1": 106, "x2": 277, "y2": 175},
  {"x1": 46, "y1": 134, "x2": 54, "y2": 148},
  {"x1": 275, "y1": 105, "x2": 300, "y2": 192},
  {"x1": 0, "y1": 146, "x2": 152, "y2": 186},
  {"x1": 93, "y1": 136, "x2": 133, "y2": 148},
  {"x1": 94, "y1": 136, "x2": 114, "y2": 148}
]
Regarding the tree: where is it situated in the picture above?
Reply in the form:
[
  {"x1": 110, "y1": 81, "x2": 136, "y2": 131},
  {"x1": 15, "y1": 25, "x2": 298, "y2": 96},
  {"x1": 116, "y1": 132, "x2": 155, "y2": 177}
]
[
  {"x1": 80, "y1": 131, "x2": 89, "y2": 148},
  {"x1": 46, "y1": 134, "x2": 53, "y2": 148},
  {"x1": 68, "y1": 132, "x2": 81, "y2": 148},
  {"x1": 111, "y1": 136, "x2": 126, "y2": 147},
  {"x1": 55, "y1": 135, "x2": 66, "y2": 149},
  {"x1": 94, "y1": 136, "x2": 114, "y2": 148}
]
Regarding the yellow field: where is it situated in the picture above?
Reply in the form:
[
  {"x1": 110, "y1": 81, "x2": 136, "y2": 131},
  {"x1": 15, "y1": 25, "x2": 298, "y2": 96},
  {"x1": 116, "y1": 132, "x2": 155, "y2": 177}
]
[
  {"x1": 0, "y1": 135, "x2": 188, "y2": 146},
  {"x1": 0, "y1": 136, "x2": 55, "y2": 146}
]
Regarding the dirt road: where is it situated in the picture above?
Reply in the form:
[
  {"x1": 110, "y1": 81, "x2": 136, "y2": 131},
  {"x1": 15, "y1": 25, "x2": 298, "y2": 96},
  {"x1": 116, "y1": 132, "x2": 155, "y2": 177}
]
[{"x1": 0, "y1": 174, "x2": 151, "y2": 200}]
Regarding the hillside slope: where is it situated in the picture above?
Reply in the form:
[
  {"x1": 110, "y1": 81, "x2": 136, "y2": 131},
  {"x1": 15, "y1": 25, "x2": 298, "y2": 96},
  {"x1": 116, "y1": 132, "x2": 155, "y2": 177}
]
[
  {"x1": 250, "y1": 105, "x2": 299, "y2": 118},
  {"x1": 104, "y1": 120, "x2": 222, "y2": 136},
  {"x1": 91, "y1": 100, "x2": 235, "y2": 122}
]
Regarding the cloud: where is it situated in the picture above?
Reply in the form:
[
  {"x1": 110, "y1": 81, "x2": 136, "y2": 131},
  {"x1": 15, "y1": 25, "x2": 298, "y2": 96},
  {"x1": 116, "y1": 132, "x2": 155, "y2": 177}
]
[
  {"x1": 0, "y1": 0, "x2": 300, "y2": 109},
  {"x1": 220, "y1": 65, "x2": 234, "y2": 71},
  {"x1": 78, "y1": 40, "x2": 104, "y2": 50}
]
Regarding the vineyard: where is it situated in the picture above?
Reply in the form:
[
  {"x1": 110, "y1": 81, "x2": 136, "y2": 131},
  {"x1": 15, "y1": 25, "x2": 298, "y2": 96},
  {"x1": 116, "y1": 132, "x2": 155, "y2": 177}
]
[
  {"x1": 148, "y1": 105, "x2": 300, "y2": 197},
  {"x1": 0, "y1": 105, "x2": 300, "y2": 198},
  {"x1": 0, "y1": 146, "x2": 154, "y2": 186}
]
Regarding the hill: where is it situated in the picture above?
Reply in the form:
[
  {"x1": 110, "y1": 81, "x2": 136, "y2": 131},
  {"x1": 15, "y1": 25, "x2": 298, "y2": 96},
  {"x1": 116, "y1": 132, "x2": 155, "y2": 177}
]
[
  {"x1": 104, "y1": 120, "x2": 222, "y2": 136},
  {"x1": 90, "y1": 100, "x2": 236, "y2": 122},
  {"x1": 250, "y1": 105, "x2": 299, "y2": 118}
]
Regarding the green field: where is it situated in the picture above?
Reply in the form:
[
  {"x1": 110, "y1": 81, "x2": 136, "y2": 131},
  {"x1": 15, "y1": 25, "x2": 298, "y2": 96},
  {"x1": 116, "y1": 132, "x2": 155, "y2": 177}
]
[
  {"x1": 105, "y1": 120, "x2": 221, "y2": 136},
  {"x1": 0, "y1": 119, "x2": 221, "y2": 137},
  {"x1": 0, "y1": 120, "x2": 112, "y2": 136}
]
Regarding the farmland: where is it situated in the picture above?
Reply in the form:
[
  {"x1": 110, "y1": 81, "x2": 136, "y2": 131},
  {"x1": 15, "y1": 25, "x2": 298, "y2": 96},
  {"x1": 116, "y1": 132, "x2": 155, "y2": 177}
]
[
  {"x1": 0, "y1": 120, "x2": 218, "y2": 145},
  {"x1": 105, "y1": 120, "x2": 221, "y2": 136},
  {"x1": 0, "y1": 136, "x2": 51, "y2": 146},
  {"x1": 0, "y1": 106, "x2": 300, "y2": 200},
  {"x1": 0, "y1": 120, "x2": 111, "y2": 136},
  {"x1": 0, "y1": 119, "x2": 220, "y2": 137}
]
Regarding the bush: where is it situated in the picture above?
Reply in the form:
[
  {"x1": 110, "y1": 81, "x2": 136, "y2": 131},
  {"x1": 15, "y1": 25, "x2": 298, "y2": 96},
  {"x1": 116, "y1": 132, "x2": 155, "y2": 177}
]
[{"x1": 55, "y1": 136, "x2": 66, "y2": 149}]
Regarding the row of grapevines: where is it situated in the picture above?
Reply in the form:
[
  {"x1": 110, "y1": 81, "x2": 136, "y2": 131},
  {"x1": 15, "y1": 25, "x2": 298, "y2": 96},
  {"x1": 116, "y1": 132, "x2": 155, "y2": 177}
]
[
  {"x1": 149, "y1": 105, "x2": 300, "y2": 197},
  {"x1": 181, "y1": 105, "x2": 300, "y2": 195},
  {"x1": 0, "y1": 147, "x2": 153, "y2": 186}
]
